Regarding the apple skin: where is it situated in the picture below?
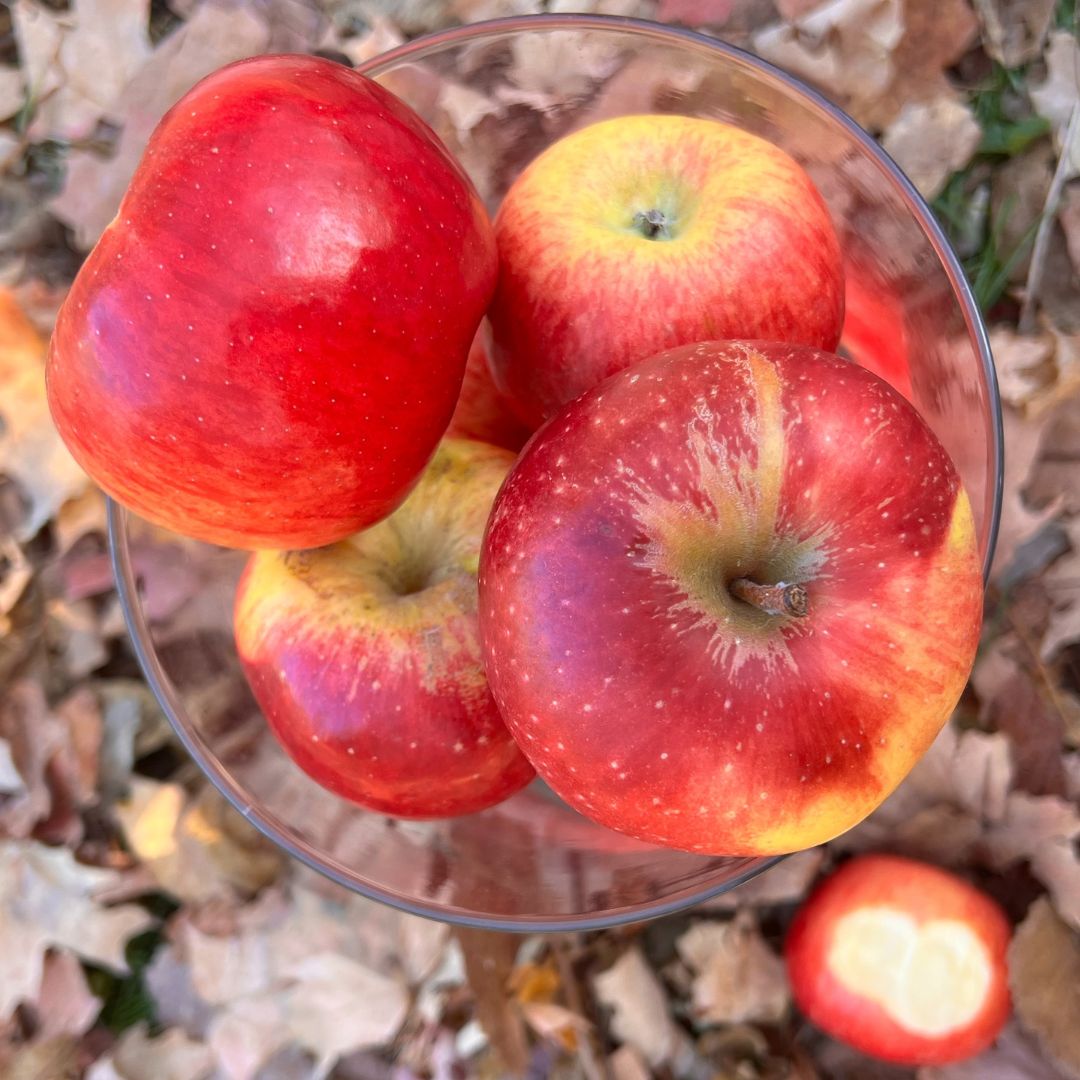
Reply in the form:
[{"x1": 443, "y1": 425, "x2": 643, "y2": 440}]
[
  {"x1": 487, "y1": 114, "x2": 844, "y2": 426},
  {"x1": 234, "y1": 438, "x2": 534, "y2": 818},
  {"x1": 478, "y1": 340, "x2": 983, "y2": 856},
  {"x1": 785, "y1": 854, "x2": 1011, "y2": 1064},
  {"x1": 446, "y1": 328, "x2": 534, "y2": 452},
  {"x1": 46, "y1": 54, "x2": 496, "y2": 549}
]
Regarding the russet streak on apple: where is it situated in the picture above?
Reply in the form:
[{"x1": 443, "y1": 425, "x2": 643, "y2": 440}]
[
  {"x1": 489, "y1": 114, "x2": 844, "y2": 425},
  {"x1": 479, "y1": 341, "x2": 983, "y2": 856},
  {"x1": 786, "y1": 854, "x2": 1011, "y2": 1064},
  {"x1": 47, "y1": 55, "x2": 496, "y2": 549},
  {"x1": 234, "y1": 439, "x2": 533, "y2": 819}
]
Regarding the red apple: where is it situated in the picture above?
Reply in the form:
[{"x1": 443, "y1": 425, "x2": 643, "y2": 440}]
[
  {"x1": 478, "y1": 340, "x2": 982, "y2": 856},
  {"x1": 234, "y1": 438, "x2": 534, "y2": 818},
  {"x1": 487, "y1": 114, "x2": 844, "y2": 426},
  {"x1": 446, "y1": 328, "x2": 534, "y2": 452},
  {"x1": 46, "y1": 55, "x2": 496, "y2": 549},
  {"x1": 785, "y1": 854, "x2": 1011, "y2": 1064}
]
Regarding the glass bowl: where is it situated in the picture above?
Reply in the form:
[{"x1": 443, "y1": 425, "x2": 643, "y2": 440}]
[{"x1": 108, "y1": 13, "x2": 1003, "y2": 930}]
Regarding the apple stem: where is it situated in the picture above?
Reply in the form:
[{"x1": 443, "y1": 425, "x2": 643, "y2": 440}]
[
  {"x1": 633, "y1": 209, "x2": 671, "y2": 239},
  {"x1": 731, "y1": 578, "x2": 809, "y2": 618}
]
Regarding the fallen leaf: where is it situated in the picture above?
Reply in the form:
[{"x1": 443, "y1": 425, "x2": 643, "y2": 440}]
[
  {"x1": 608, "y1": 1044, "x2": 652, "y2": 1080},
  {"x1": 520, "y1": 1000, "x2": 591, "y2": 1051},
  {"x1": 5, "y1": 1036, "x2": 80, "y2": 1080},
  {"x1": 991, "y1": 405, "x2": 1062, "y2": 581},
  {"x1": 655, "y1": 0, "x2": 735, "y2": 26},
  {"x1": 115, "y1": 778, "x2": 283, "y2": 904},
  {"x1": 986, "y1": 667, "x2": 1067, "y2": 797},
  {"x1": 34, "y1": 949, "x2": 101, "y2": 1040},
  {"x1": 972, "y1": 0, "x2": 1057, "y2": 66},
  {"x1": 986, "y1": 793, "x2": 1080, "y2": 929},
  {"x1": 50, "y1": 1, "x2": 273, "y2": 248},
  {"x1": 143, "y1": 941, "x2": 215, "y2": 1037},
  {"x1": 0, "y1": 839, "x2": 155, "y2": 1018},
  {"x1": 919, "y1": 1021, "x2": 1074, "y2": 1078},
  {"x1": 1030, "y1": 31, "x2": 1080, "y2": 139},
  {"x1": 1061, "y1": 183, "x2": 1080, "y2": 276},
  {"x1": 989, "y1": 327, "x2": 1057, "y2": 410},
  {"x1": 0, "y1": 67, "x2": 24, "y2": 123},
  {"x1": 207, "y1": 994, "x2": 289, "y2": 1080},
  {"x1": 881, "y1": 97, "x2": 982, "y2": 198},
  {"x1": 282, "y1": 953, "x2": 409, "y2": 1069},
  {"x1": 593, "y1": 946, "x2": 692, "y2": 1068},
  {"x1": 13, "y1": 0, "x2": 152, "y2": 142},
  {"x1": 752, "y1": 0, "x2": 905, "y2": 126},
  {"x1": 87, "y1": 1024, "x2": 214, "y2": 1080},
  {"x1": 676, "y1": 911, "x2": 789, "y2": 1025},
  {"x1": 1009, "y1": 897, "x2": 1080, "y2": 1079},
  {"x1": 0, "y1": 287, "x2": 87, "y2": 540}
]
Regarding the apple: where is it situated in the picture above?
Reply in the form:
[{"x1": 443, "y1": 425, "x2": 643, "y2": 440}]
[
  {"x1": 446, "y1": 327, "x2": 534, "y2": 452},
  {"x1": 234, "y1": 438, "x2": 534, "y2": 818},
  {"x1": 785, "y1": 854, "x2": 1011, "y2": 1064},
  {"x1": 46, "y1": 54, "x2": 497, "y2": 550},
  {"x1": 478, "y1": 340, "x2": 983, "y2": 856},
  {"x1": 487, "y1": 114, "x2": 844, "y2": 426}
]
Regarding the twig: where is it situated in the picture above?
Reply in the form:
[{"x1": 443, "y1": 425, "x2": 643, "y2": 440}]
[
  {"x1": 553, "y1": 934, "x2": 612, "y2": 1080},
  {"x1": 1018, "y1": 103, "x2": 1080, "y2": 334}
]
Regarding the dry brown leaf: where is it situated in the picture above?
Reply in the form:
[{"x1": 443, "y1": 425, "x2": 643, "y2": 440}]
[
  {"x1": 752, "y1": 0, "x2": 905, "y2": 125},
  {"x1": 34, "y1": 949, "x2": 101, "y2": 1040},
  {"x1": 972, "y1": 0, "x2": 1057, "y2": 67},
  {"x1": 1062, "y1": 183, "x2": 1080, "y2": 276},
  {"x1": 86, "y1": 1024, "x2": 214, "y2": 1080},
  {"x1": 987, "y1": 793, "x2": 1080, "y2": 929},
  {"x1": 1043, "y1": 597, "x2": 1080, "y2": 661},
  {"x1": 593, "y1": 946, "x2": 692, "y2": 1068},
  {"x1": 5, "y1": 1036, "x2": 80, "y2": 1080},
  {"x1": 207, "y1": 994, "x2": 289, "y2": 1080},
  {"x1": 700, "y1": 847, "x2": 826, "y2": 910},
  {"x1": 881, "y1": 97, "x2": 982, "y2": 198},
  {"x1": 115, "y1": 778, "x2": 283, "y2": 904},
  {"x1": 13, "y1": 0, "x2": 152, "y2": 142},
  {"x1": 0, "y1": 288, "x2": 87, "y2": 541},
  {"x1": 51, "y1": 1, "x2": 273, "y2": 248},
  {"x1": 919, "y1": 1021, "x2": 1074, "y2": 1078},
  {"x1": 0, "y1": 839, "x2": 155, "y2": 1018},
  {"x1": 1009, "y1": 898, "x2": 1080, "y2": 1079},
  {"x1": 281, "y1": 952, "x2": 410, "y2": 1068},
  {"x1": 0, "y1": 68, "x2": 25, "y2": 123},
  {"x1": 676, "y1": 911, "x2": 789, "y2": 1026},
  {"x1": 990, "y1": 327, "x2": 1057, "y2": 409},
  {"x1": 608, "y1": 1044, "x2": 652, "y2": 1080},
  {"x1": 520, "y1": 1000, "x2": 591, "y2": 1051},
  {"x1": 992, "y1": 405, "x2": 1062, "y2": 581},
  {"x1": 986, "y1": 667, "x2": 1068, "y2": 797},
  {"x1": 1030, "y1": 31, "x2": 1080, "y2": 139}
]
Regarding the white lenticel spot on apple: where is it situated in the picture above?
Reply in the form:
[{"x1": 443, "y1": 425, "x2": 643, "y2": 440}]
[
  {"x1": 610, "y1": 760, "x2": 619, "y2": 769},
  {"x1": 655, "y1": 700, "x2": 664, "y2": 709},
  {"x1": 660, "y1": 752, "x2": 669, "y2": 760}
]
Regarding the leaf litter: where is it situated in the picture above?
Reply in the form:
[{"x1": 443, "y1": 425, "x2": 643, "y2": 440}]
[{"x1": 2, "y1": 0, "x2": 1080, "y2": 1076}]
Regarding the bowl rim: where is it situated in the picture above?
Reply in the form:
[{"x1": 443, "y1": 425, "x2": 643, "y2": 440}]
[{"x1": 108, "y1": 11, "x2": 1003, "y2": 932}]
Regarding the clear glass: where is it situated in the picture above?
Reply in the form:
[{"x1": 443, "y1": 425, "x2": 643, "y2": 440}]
[{"x1": 108, "y1": 14, "x2": 1003, "y2": 930}]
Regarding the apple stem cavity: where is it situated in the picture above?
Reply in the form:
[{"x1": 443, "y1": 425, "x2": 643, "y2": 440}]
[
  {"x1": 632, "y1": 209, "x2": 672, "y2": 240},
  {"x1": 730, "y1": 578, "x2": 809, "y2": 618}
]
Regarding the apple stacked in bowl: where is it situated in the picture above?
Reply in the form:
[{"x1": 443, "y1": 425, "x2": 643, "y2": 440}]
[{"x1": 45, "y1": 55, "x2": 983, "y2": 857}]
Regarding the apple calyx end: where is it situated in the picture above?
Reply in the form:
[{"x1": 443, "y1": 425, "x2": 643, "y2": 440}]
[
  {"x1": 632, "y1": 208, "x2": 672, "y2": 240},
  {"x1": 730, "y1": 578, "x2": 809, "y2": 618}
]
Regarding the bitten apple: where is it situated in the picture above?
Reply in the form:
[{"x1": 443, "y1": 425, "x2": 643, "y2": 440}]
[
  {"x1": 488, "y1": 114, "x2": 844, "y2": 425},
  {"x1": 786, "y1": 854, "x2": 1011, "y2": 1064},
  {"x1": 47, "y1": 55, "x2": 496, "y2": 549},
  {"x1": 478, "y1": 340, "x2": 983, "y2": 855},
  {"x1": 446, "y1": 328, "x2": 534, "y2": 452},
  {"x1": 235, "y1": 439, "x2": 534, "y2": 818}
]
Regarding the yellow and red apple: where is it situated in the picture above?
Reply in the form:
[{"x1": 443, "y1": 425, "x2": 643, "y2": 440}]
[
  {"x1": 478, "y1": 340, "x2": 983, "y2": 856},
  {"x1": 786, "y1": 854, "x2": 1011, "y2": 1064},
  {"x1": 487, "y1": 114, "x2": 845, "y2": 425},
  {"x1": 234, "y1": 438, "x2": 534, "y2": 818}
]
